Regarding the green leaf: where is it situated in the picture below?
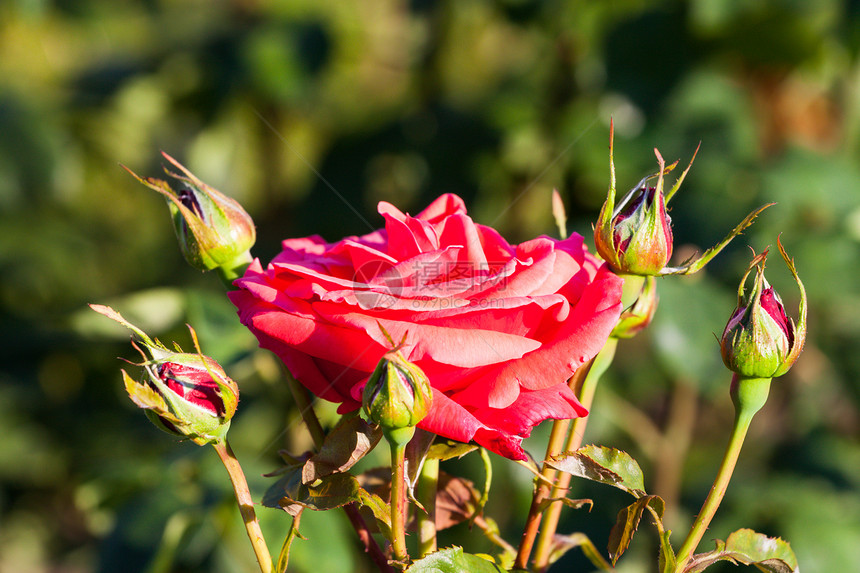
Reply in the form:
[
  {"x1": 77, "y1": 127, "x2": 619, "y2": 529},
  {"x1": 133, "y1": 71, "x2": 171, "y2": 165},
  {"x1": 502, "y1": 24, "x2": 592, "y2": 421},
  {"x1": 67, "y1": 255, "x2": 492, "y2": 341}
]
[
  {"x1": 686, "y1": 528, "x2": 798, "y2": 573},
  {"x1": 546, "y1": 532, "x2": 612, "y2": 570},
  {"x1": 405, "y1": 546, "x2": 506, "y2": 572},
  {"x1": 354, "y1": 467, "x2": 394, "y2": 532},
  {"x1": 301, "y1": 415, "x2": 381, "y2": 484},
  {"x1": 356, "y1": 488, "x2": 392, "y2": 533},
  {"x1": 608, "y1": 495, "x2": 665, "y2": 565},
  {"x1": 547, "y1": 445, "x2": 646, "y2": 497}
]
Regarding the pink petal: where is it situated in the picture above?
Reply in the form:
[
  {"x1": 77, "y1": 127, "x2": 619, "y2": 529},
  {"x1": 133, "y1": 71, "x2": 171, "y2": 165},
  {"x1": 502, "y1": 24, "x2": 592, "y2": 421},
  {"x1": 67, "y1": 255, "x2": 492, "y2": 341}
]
[{"x1": 414, "y1": 193, "x2": 467, "y2": 223}]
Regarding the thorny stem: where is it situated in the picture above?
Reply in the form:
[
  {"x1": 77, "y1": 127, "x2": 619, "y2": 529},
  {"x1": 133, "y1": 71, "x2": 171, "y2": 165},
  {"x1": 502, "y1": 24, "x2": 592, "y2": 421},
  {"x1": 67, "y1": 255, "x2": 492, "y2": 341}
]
[
  {"x1": 514, "y1": 360, "x2": 596, "y2": 570},
  {"x1": 343, "y1": 504, "x2": 396, "y2": 573},
  {"x1": 673, "y1": 375, "x2": 771, "y2": 572},
  {"x1": 212, "y1": 440, "x2": 272, "y2": 573},
  {"x1": 532, "y1": 337, "x2": 618, "y2": 571},
  {"x1": 416, "y1": 458, "x2": 440, "y2": 557},
  {"x1": 390, "y1": 440, "x2": 410, "y2": 565}
]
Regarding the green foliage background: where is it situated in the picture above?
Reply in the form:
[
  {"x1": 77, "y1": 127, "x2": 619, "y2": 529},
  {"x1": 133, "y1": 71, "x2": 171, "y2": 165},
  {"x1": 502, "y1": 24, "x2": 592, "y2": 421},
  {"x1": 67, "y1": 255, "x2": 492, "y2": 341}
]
[{"x1": 1, "y1": 1, "x2": 858, "y2": 571}]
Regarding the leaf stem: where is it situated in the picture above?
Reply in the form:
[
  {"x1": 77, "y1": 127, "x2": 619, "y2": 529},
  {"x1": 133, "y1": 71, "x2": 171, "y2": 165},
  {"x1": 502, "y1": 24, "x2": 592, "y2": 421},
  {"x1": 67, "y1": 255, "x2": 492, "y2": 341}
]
[
  {"x1": 416, "y1": 457, "x2": 440, "y2": 557},
  {"x1": 532, "y1": 337, "x2": 618, "y2": 571},
  {"x1": 213, "y1": 439, "x2": 272, "y2": 573},
  {"x1": 673, "y1": 375, "x2": 771, "y2": 572}
]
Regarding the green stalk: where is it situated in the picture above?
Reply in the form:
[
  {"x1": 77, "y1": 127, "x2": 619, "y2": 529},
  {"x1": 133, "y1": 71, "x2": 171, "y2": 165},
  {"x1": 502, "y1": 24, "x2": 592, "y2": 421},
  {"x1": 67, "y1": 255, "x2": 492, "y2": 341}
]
[
  {"x1": 532, "y1": 337, "x2": 618, "y2": 570},
  {"x1": 213, "y1": 439, "x2": 273, "y2": 573},
  {"x1": 673, "y1": 375, "x2": 771, "y2": 572},
  {"x1": 514, "y1": 363, "x2": 594, "y2": 570},
  {"x1": 281, "y1": 367, "x2": 326, "y2": 448},
  {"x1": 416, "y1": 458, "x2": 440, "y2": 557},
  {"x1": 389, "y1": 439, "x2": 410, "y2": 565}
]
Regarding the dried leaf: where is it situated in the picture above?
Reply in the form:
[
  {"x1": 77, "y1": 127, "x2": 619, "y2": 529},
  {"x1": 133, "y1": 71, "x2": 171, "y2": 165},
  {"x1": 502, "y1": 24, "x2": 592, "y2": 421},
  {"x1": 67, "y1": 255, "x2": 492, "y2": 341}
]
[
  {"x1": 301, "y1": 416, "x2": 381, "y2": 484},
  {"x1": 427, "y1": 441, "x2": 479, "y2": 462},
  {"x1": 608, "y1": 495, "x2": 664, "y2": 565},
  {"x1": 547, "y1": 445, "x2": 646, "y2": 498},
  {"x1": 538, "y1": 497, "x2": 594, "y2": 513},
  {"x1": 435, "y1": 472, "x2": 481, "y2": 530},
  {"x1": 264, "y1": 470, "x2": 354, "y2": 515}
]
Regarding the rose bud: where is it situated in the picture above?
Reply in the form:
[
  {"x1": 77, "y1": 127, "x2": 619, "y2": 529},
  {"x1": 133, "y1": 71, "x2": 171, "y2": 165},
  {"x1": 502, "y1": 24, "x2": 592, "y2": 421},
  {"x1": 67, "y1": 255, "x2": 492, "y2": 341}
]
[
  {"x1": 90, "y1": 304, "x2": 239, "y2": 445},
  {"x1": 595, "y1": 121, "x2": 771, "y2": 277},
  {"x1": 123, "y1": 153, "x2": 255, "y2": 281},
  {"x1": 612, "y1": 275, "x2": 658, "y2": 339},
  {"x1": 721, "y1": 238, "x2": 807, "y2": 380},
  {"x1": 124, "y1": 352, "x2": 239, "y2": 446},
  {"x1": 362, "y1": 348, "x2": 433, "y2": 446},
  {"x1": 596, "y1": 168, "x2": 674, "y2": 276}
]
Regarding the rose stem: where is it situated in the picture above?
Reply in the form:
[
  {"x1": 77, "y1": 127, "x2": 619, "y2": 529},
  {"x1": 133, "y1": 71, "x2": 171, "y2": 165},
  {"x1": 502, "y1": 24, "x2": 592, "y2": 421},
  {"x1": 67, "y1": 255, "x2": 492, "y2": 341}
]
[
  {"x1": 514, "y1": 360, "x2": 595, "y2": 570},
  {"x1": 390, "y1": 441, "x2": 410, "y2": 565},
  {"x1": 213, "y1": 439, "x2": 273, "y2": 573},
  {"x1": 673, "y1": 375, "x2": 771, "y2": 573},
  {"x1": 416, "y1": 458, "x2": 440, "y2": 557},
  {"x1": 282, "y1": 367, "x2": 392, "y2": 572},
  {"x1": 532, "y1": 337, "x2": 618, "y2": 570}
]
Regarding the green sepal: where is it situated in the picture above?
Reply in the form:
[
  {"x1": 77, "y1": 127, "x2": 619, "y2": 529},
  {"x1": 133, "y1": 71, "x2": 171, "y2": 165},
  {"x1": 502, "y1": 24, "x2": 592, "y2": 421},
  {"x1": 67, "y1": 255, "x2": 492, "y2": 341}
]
[
  {"x1": 772, "y1": 237, "x2": 807, "y2": 377},
  {"x1": 544, "y1": 532, "x2": 613, "y2": 571},
  {"x1": 661, "y1": 203, "x2": 773, "y2": 276}
]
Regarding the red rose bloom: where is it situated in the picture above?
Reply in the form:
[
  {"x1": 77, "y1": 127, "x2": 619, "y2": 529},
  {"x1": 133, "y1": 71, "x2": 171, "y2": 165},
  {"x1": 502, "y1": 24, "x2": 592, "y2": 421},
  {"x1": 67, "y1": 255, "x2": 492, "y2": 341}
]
[{"x1": 229, "y1": 194, "x2": 622, "y2": 460}]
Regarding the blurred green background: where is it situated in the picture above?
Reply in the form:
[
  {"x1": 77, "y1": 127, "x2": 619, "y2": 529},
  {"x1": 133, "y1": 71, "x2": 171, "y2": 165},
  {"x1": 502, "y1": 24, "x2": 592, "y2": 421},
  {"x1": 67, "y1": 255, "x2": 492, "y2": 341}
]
[{"x1": 2, "y1": 0, "x2": 859, "y2": 571}]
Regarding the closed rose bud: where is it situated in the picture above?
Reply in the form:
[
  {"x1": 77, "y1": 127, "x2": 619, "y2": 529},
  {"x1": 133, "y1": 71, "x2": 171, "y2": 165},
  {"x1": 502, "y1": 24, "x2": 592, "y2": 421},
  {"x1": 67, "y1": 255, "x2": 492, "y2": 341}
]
[
  {"x1": 600, "y1": 181, "x2": 673, "y2": 275},
  {"x1": 721, "y1": 239, "x2": 807, "y2": 379},
  {"x1": 362, "y1": 349, "x2": 433, "y2": 445},
  {"x1": 125, "y1": 353, "x2": 239, "y2": 445},
  {"x1": 124, "y1": 153, "x2": 255, "y2": 281},
  {"x1": 90, "y1": 304, "x2": 239, "y2": 446},
  {"x1": 595, "y1": 122, "x2": 768, "y2": 277},
  {"x1": 595, "y1": 122, "x2": 694, "y2": 276}
]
